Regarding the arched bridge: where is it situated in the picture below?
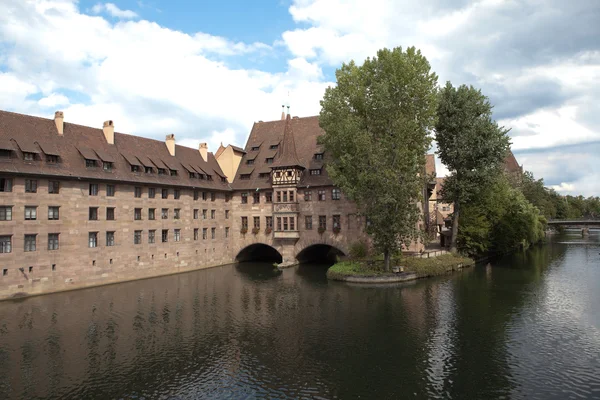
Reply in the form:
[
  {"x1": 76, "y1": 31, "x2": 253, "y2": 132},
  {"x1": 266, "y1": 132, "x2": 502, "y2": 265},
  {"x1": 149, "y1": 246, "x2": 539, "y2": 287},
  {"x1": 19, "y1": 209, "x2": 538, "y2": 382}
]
[
  {"x1": 234, "y1": 239, "x2": 348, "y2": 265},
  {"x1": 547, "y1": 219, "x2": 600, "y2": 236}
]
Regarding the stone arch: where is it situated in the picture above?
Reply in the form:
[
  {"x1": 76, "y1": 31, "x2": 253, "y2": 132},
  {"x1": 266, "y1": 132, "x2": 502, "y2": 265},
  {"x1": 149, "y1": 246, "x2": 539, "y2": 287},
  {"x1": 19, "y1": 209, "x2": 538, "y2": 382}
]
[
  {"x1": 236, "y1": 243, "x2": 283, "y2": 263},
  {"x1": 296, "y1": 243, "x2": 346, "y2": 264}
]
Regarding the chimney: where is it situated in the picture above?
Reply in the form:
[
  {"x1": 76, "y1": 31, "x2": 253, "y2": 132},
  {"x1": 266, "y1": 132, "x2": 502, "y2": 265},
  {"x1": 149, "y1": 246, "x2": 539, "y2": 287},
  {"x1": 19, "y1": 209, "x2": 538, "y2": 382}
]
[
  {"x1": 199, "y1": 142, "x2": 208, "y2": 162},
  {"x1": 281, "y1": 105, "x2": 285, "y2": 120},
  {"x1": 165, "y1": 134, "x2": 176, "y2": 156},
  {"x1": 54, "y1": 111, "x2": 64, "y2": 135},
  {"x1": 103, "y1": 120, "x2": 114, "y2": 144}
]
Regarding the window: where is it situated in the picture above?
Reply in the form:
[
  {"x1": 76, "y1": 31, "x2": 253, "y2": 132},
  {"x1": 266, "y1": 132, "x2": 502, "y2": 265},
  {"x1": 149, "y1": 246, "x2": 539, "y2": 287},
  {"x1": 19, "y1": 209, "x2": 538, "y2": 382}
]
[
  {"x1": 23, "y1": 152, "x2": 36, "y2": 161},
  {"x1": 305, "y1": 216, "x2": 313, "y2": 230},
  {"x1": 265, "y1": 192, "x2": 272, "y2": 203},
  {"x1": 162, "y1": 230, "x2": 168, "y2": 243},
  {"x1": 48, "y1": 206, "x2": 59, "y2": 220},
  {"x1": 225, "y1": 194, "x2": 230, "y2": 202},
  {"x1": 202, "y1": 228, "x2": 207, "y2": 240},
  {"x1": 247, "y1": 159, "x2": 254, "y2": 165},
  {"x1": 211, "y1": 210, "x2": 215, "y2": 219},
  {"x1": 193, "y1": 190, "x2": 199, "y2": 201},
  {"x1": 314, "y1": 153, "x2": 324, "y2": 160},
  {"x1": 89, "y1": 232, "x2": 98, "y2": 248},
  {"x1": 333, "y1": 215, "x2": 341, "y2": 230},
  {"x1": 0, "y1": 178, "x2": 13, "y2": 192},
  {"x1": 263, "y1": 217, "x2": 271, "y2": 230},
  {"x1": 107, "y1": 184, "x2": 115, "y2": 197},
  {"x1": 202, "y1": 191, "x2": 207, "y2": 201},
  {"x1": 107, "y1": 207, "x2": 115, "y2": 220},
  {"x1": 225, "y1": 227, "x2": 230, "y2": 238},
  {"x1": 170, "y1": 169, "x2": 177, "y2": 177},
  {"x1": 310, "y1": 169, "x2": 321, "y2": 175},
  {"x1": 240, "y1": 174, "x2": 251, "y2": 180},
  {"x1": 86, "y1": 159, "x2": 97, "y2": 168},
  {"x1": 290, "y1": 217, "x2": 295, "y2": 230},
  {"x1": 89, "y1": 183, "x2": 98, "y2": 196},
  {"x1": 289, "y1": 191, "x2": 295, "y2": 202},
  {"x1": 241, "y1": 193, "x2": 248, "y2": 204},
  {"x1": 269, "y1": 144, "x2": 279, "y2": 150},
  {"x1": 319, "y1": 215, "x2": 327, "y2": 230},
  {"x1": 145, "y1": 166, "x2": 153, "y2": 174},
  {"x1": 48, "y1": 181, "x2": 60, "y2": 194},
  {"x1": 162, "y1": 188, "x2": 168, "y2": 199},
  {"x1": 134, "y1": 230, "x2": 142, "y2": 244},
  {"x1": 211, "y1": 192, "x2": 216, "y2": 202},
  {"x1": 287, "y1": 170, "x2": 293, "y2": 177},
  {"x1": 148, "y1": 188, "x2": 155, "y2": 198},
  {"x1": 174, "y1": 229, "x2": 181, "y2": 242},
  {"x1": 221, "y1": 177, "x2": 227, "y2": 183},
  {"x1": 103, "y1": 162, "x2": 113, "y2": 171},
  {"x1": 202, "y1": 209, "x2": 207, "y2": 219},
  {"x1": 251, "y1": 145, "x2": 260, "y2": 151},
  {"x1": 266, "y1": 157, "x2": 274, "y2": 164},
  {"x1": 161, "y1": 208, "x2": 168, "y2": 219},
  {"x1": 25, "y1": 179, "x2": 37, "y2": 193},
  {"x1": 194, "y1": 209, "x2": 199, "y2": 219},
  {"x1": 194, "y1": 228, "x2": 199, "y2": 241},
  {"x1": 283, "y1": 191, "x2": 288, "y2": 202},
  {"x1": 47, "y1": 155, "x2": 59, "y2": 163},
  {"x1": 131, "y1": 165, "x2": 141, "y2": 173},
  {"x1": 0, "y1": 150, "x2": 10, "y2": 159},
  {"x1": 158, "y1": 168, "x2": 166, "y2": 175},
  {"x1": 283, "y1": 217, "x2": 288, "y2": 231},
  {"x1": 211, "y1": 227, "x2": 216, "y2": 239},
  {"x1": 259, "y1": 173, "x2": 270, "y2": 179},
  {"x1": 225, "y1": 210, "x2": 230, "y2": 219},
  {"x1": 304, "y1": 191, "x2": 312, "y2": 201},
  {"x1": 0, "y1": 236, "x2": 11, "y2": 253},
  {"x1": 148, "y1": 230, "x2": 156, "y2": 244},
  {"x1": 135, "y1": 187, "x2": 142, "y2": 198},
  {"x1": 277, "y1": 217, "x2": 282, "y2": 231},
  {"x1": 174, "y1": 208, "x2": 181, "y2": 219},
  {"x1": 253, "y1": 192, "x2": 260, "y2": 204},
  {"x1": 24, "y1": 234, "x2": 36, "y2": 252},
  {"x1": 318, "y1": 190, "x2": 326, "y2": 201},
  {"x1": 25, "y1": 206, "x2": 37, "y2": 220},
  {"x1": 134, "y1": 208, "x2": 142, "y2": 220},
  {"x1": 0, "y1": 206, "x2": 12, "y2": 221},
  {"x1": 106, "y1": 231, "x2": 115, "y2": 246},
  {"x1": 332, "y1": 188, "x2": 341, "y2": 200},
  {"x1": 241, "y1": 217, "x2": 248, "y2": 229},
  {"x1": 276, "y1": 191, "x2": 281, "y2": 202},
  {"x1": 48, "y1": 233, "x2": 59, "y2": 250},
  {"x1": 174, "y1": 189, "x2": 180, "y2": 199},
  {"x1": 148, "y1": 208, "x2": 155, "y2": 220},
  {"x1": 254, "y1": 216, "x2": 260, "y2": 229}
]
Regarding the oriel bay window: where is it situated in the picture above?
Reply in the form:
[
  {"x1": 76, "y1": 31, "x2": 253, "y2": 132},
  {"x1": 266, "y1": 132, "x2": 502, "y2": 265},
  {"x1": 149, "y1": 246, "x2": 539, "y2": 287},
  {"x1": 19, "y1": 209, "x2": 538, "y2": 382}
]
[
  {"x1": 289, "y1": 191, "x2": 295, "y2": 202},
  {"x1": 276, "y1": 191, "x2": 281, "y2": 202},
  {"x1": 276, "y1": 217, "x2": 281, "y2": 231},
  {"x1": 282, "y1": 191, "x2": 288, "y2": 202},
  {"x1": 283, "y1": 217, "x2": 288, "y2": 231}
]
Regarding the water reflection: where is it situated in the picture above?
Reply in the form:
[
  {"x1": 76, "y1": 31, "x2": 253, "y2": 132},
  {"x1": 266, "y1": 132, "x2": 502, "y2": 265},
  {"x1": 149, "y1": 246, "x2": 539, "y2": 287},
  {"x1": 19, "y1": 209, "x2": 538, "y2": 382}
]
[{"x1": 0, "y1": 233, "x2": 598, "y2": 399}]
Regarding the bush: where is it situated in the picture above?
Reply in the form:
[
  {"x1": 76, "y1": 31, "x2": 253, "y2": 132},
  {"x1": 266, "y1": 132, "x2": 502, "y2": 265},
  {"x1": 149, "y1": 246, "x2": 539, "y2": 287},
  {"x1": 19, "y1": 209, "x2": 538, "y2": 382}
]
[
  {"x1": 349, "y1": 241, "x2": 368, "y2": 259},
  {"x1": 251, "y1": 227, "x2": 260, "y2": 235},
  {"x1": 240, "y1": 227, "x2": 248, "y2": 234}
]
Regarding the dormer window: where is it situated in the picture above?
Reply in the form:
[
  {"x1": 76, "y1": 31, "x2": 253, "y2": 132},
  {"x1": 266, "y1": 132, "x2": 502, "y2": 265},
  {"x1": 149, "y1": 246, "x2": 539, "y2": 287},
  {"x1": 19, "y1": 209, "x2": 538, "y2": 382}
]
[
  {"x1": 310, "y1": 169, "x2": 321, "y2": 175},
  {"x1": 189, "y1": 172, "x2": 197, "y2": 179},
  {"x1": 314, "y1": 153, "x2": 324, "y2": 160},
  {"x1": 275, "y1": 171, "x2": 281, "y2": 178},
  {"x1": 145, "y1": 167, "x2": 153, "y2": 174},
  {"x1": 240, "y1": 174, "x2": 251, "y2": 180},
  {"x1": 85, "y1": 159, "x2": 97, "y2": 168},
  {"x1": 221, "y1": 177, "x2": 227, "y2": 183},
  {"x1": 199, "y1": 174, "x2": 206, "y2": 180},
  {"x1": 247, "y1": 159, "x2": 254, "y2": 165},
  {"x1": 103, "y1": 162, "x2": 113, "y2": 171},
  {"x1": 259, "y1": 173, "x2": 270, "y2": 178},
  {"x1": 170, "y1": 169, "x2": 177, "y2": 177},
  {"x1": 207, "y1": 175, "x2": 213, "y2": 181},
  {"x1": 23, "y1": 152, "x2": 36, "y2": 161},
  {"x1": 287, "y1": 171, "x2": 293, "y2": 177},
  {"x1": 131, "y1": 165, "x2": 141, "y2": 172},
  {"x1": 46, "y1": 155, "x2": 59, "y2": 163},
  {"x1": 251, "y1": 145, "x2": 260, "y2": 151},
  {"x1": 266, "y1": 157, "x2": 274, "y2": 164},
  {"x1": 269, "y1": 144, "x2": 279, "y2": 150},
  {"x1": 0, "y1": 150, "x2": 11, "y2": 159},
  {"x1": 158, "y1": 168, "x2": 166, "y2": 175}
]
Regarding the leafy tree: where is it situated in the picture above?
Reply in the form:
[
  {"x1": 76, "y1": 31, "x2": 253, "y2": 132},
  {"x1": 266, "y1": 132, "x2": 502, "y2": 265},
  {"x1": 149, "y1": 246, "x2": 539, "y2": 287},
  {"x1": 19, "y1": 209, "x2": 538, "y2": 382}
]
[
  {"x1": 319, "y1": 47, "x2": 438, "y2": 271},
  {"x1": 435, "y1": 82, "x2": 511, "y2": 253}
]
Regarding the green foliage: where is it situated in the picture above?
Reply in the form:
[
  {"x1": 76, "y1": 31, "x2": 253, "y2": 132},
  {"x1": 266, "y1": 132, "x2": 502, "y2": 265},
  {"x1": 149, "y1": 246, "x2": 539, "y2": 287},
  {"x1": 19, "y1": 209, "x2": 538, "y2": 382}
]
[
  {"x1": 349, "y1": 241, "x2": 369, "y2": 259},
  {"x1": 319, "y1": 47, "x2": 439, "y2": 270}
]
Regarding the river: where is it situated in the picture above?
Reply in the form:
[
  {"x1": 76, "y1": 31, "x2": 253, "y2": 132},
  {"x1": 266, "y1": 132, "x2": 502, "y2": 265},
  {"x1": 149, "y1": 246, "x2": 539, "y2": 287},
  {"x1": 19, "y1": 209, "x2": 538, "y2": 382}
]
[{"x1": 0, "y1": 233, "x2": 599, "y2": 399}]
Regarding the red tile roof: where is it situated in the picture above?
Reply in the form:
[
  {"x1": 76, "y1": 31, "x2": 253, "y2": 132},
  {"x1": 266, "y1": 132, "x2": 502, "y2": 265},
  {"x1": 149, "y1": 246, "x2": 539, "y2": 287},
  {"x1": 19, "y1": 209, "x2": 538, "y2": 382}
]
[{"x1": 0, "y1": 110, "x2": 229, "y2": 190}]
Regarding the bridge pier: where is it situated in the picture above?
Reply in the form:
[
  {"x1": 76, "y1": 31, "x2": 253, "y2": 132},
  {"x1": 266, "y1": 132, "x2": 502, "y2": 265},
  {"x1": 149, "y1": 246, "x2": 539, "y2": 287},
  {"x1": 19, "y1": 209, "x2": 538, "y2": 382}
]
[{"x1": 582, "y1": 227, "x2": 590, "y2": 237}]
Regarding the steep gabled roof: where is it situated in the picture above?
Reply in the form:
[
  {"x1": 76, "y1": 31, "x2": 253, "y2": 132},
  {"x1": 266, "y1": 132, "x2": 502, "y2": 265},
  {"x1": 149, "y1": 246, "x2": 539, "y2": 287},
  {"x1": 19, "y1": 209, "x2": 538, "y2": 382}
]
[
  {"x1": 504, "y1": 150, "x2": 522, "y2": 174},
  {"x1": 0, "y1": 110, "x2": 230, "y2": 190},
  {"x1": 271, "y1": 114, "x2": 304, "y2": 169}
]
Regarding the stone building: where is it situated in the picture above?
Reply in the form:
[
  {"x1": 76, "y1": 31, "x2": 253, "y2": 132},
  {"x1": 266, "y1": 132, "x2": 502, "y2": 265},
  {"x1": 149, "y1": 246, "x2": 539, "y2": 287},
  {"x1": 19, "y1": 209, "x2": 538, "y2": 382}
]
[{"x1": 0, "y1": 109, "x2": 432, "y2": 300}]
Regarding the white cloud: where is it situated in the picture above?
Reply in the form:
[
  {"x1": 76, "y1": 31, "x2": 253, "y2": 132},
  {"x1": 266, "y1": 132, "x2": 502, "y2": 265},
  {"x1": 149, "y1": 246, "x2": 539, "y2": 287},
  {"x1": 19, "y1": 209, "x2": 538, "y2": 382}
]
[
  {"x1": 92, "y1": 3, "x2": 138, "y2": 19},
  {"x1": 38, "y1": 93, "x2": 70, "y2": 108},
  {"x1": 551, "y1": 182, "x2": 576, "y2": 192}
]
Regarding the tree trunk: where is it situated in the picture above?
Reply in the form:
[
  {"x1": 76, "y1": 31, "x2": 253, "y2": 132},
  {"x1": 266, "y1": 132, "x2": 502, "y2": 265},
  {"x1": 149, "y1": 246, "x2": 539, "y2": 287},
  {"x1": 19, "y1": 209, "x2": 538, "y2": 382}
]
[
  {"x1": 383, "y1": 249, "x2": 391, "y2": 272},
  {"x1": 450, "y1": 202, "x2": 459, "y2": 253}
]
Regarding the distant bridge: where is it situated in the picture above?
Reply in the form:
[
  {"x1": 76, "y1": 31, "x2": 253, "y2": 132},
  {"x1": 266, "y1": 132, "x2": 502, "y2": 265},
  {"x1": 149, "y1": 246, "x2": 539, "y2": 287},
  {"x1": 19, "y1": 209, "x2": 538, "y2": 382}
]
[{"x1": 547, "y1": 219, "x2": 600, "y2": 236}]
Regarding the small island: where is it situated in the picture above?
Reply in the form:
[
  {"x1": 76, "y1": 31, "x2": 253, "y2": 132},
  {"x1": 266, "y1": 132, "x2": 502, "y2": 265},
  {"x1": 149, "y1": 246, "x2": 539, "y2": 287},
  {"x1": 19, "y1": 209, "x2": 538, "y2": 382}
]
[{"x1": 327, "y1": 253, "x2": 475, "y2": 283}]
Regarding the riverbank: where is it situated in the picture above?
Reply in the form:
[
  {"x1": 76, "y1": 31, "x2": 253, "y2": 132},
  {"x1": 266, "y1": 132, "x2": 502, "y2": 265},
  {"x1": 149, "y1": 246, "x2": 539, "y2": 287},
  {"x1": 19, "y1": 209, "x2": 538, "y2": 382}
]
[{"x1": 327, "y1": 253, "x2": 475, "y2": 282}]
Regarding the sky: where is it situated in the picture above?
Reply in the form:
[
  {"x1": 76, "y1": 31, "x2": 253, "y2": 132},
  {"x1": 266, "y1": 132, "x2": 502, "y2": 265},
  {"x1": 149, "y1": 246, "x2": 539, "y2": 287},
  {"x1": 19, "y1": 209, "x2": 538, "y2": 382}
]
[{"x1": 0, "y1": 0, "x2": 598, "y2": 196}]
